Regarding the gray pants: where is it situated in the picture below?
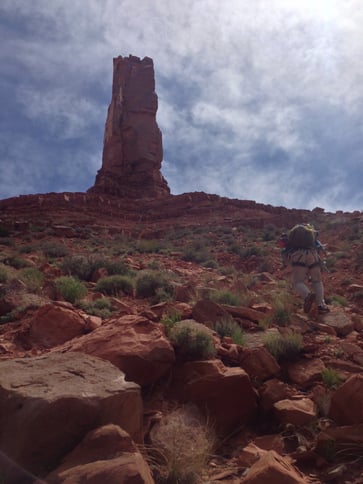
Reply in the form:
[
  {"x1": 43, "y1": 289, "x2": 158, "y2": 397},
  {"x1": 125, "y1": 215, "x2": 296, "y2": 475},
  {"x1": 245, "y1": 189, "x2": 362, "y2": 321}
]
[{"x1": 290, "y1": 249, "x2": 325, "y2": 306}]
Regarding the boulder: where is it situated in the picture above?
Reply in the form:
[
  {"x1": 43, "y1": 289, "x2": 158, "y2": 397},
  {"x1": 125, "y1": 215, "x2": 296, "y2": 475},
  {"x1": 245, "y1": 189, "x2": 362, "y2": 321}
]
[
  {"x1": 287, "y1": 358, "x2": 326, "y2": 388},
  {"x1": 329, "y1": 374, "x2": 363, "y2": 424},
  {"x1": 239, "y1": 346, "x2": 280, "y2": 383},
  {"x1": 0, "y1": 352, "x2": 142, "y2": 476},
  {"x1": 58, "y1": 315, "x2": 175, "y2": 386},
  {"x1": 243, "y1": 450, "x2": 308, "y2": 483},
  {"x1": 273, "y1": 398, "x2": 316, "y2": 426},
  {"x1": 46, "y1": 425, "x2": 154, "y2": 484},
  {"x1": 26, "y1": 302, "x2": 87, "y2": 348},
  {"x1": 321, "y1": 309, "x2": 354, "y2": 336},
  {"x1": 317, "y1": 423, "x2": 363, "y2": 454},
  {"x1": 259, "y1": 379, "x2": 293, "y2": 413},
  {"x1": 88, "y1": 55, "x2": 170, "y2": 198},
  {"x1": 222, "y1": 304, "x2": 267, "y2": 323},
  {"x1": 192, "y1": 299, "x2": 231, "y2": 327},
  {"x1": 168, "y1": 359, "x2": 258, "y2": 436}
]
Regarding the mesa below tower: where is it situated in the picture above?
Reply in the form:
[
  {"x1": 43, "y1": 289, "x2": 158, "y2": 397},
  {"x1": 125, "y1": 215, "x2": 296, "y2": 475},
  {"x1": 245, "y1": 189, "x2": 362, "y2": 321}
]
[{"x1": 88, "y1": 55, "x2": 170, "y2": 198}]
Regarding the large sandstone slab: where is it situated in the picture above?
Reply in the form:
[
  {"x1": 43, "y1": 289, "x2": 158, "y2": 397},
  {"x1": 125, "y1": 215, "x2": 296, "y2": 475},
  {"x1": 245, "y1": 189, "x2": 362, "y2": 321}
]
[
  {"x1": 0, "y1": 352, "x2": 142, "y2": 476},
  {"x1": 58, "y1": 315, "x2": 175, "y2": 386}
]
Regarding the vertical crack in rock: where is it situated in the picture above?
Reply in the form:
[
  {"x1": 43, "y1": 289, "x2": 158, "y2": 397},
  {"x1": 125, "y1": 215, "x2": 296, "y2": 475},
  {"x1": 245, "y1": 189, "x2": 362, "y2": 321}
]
[{"x1": 88, "y1": 55, "x2": 170, "y2": 198}]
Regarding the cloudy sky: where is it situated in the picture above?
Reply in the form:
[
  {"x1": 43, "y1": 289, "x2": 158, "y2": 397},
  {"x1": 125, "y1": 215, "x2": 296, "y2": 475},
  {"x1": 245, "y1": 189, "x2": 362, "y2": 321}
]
[{"x1": 1, "y1": 0, "x2": 362, "y2": 212}]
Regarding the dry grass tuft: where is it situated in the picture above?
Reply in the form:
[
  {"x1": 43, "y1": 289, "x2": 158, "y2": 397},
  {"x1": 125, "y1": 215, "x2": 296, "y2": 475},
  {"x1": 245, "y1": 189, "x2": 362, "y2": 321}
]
[{"x1": 147, "y1": 406, "x2": 215, "y2": 483}]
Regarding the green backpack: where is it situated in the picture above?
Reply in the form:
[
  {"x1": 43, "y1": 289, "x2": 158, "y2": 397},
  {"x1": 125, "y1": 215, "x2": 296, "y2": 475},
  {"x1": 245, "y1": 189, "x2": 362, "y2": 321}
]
[{"x1": 287, "y1": 224, "x2": 317, "y2": 249}]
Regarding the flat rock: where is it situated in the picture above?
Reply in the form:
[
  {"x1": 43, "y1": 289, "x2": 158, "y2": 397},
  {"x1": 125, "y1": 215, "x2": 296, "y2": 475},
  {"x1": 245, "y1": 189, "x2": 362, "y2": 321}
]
[
  {"x1": 320, "y1": 309, "x2": 354, "y2": 336},
  {"x1": 0, "y1": 352, "x2": 142, "y2": 476}
]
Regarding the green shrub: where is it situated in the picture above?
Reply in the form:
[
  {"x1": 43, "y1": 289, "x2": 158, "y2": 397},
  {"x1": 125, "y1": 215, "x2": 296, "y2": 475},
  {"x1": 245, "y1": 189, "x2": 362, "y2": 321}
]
[
  {"x1": 214, "y1": 318, "x2": 245, "y2": 345},
  {"x1": 55, "y1": 276, "x2": 87, "y2": 303},
  {"x1": 330, "y1": 294, "x2": 349, "y2": 307},
  {"x1": 262, "y1": 224, "x2": 277, "y2": 241},
  {"x1": 266, "y1": 294, "x2": 293, "y2": 327},
  {"x1": 170, "y1": 321, "x2": 216, "y2": 361},
  {"x1": 355, "y1": 248, "x2": 363, "y2": 271},
  {"x1": 4, "y1": 257, "x2": 31, "y2": 269},
  {"x1": 263, "y1": 331, "x2": 303, "y2": 362},
  {"x1": 136, "y1": 239, "x2": 165, "y2": 253},
  {"x1": 321, "y1": 367, "x2": 344, "y2": 389},
  {"x1": 209, "y1": 290, "x2": 240, "y2": 306},
  {"x1": 62, "y1": 255, "x2": 96, "y2": 281},
  {"x1": 19, "y1": 268, "x2": 44, "y2": 293},
  {"x1": 78, "y1": 298, "x2": 113, "y2": 319},
  {"x1": 135, "y1": 271, "x2": 173, "y2": 299},
  {"x1": 182, "y1": 243, "x2": 211, "y2": 264},
  {"x1": 202, "y1": 259, "x2": 219, "y2": 269},
  {"x1": 160, "y1": 311, "x2": 183, "y2": 335},
  {"x1": 230, "y1": 245, "x2": 264, "y2": 259},
  {"x1": 0, "y1": 226, "x2": 10, "y2": 237},
  {"x1": 0, "y1": 265, "x2": 8, "y2": 283},
  {"x1": 61, "y1": 255, "x2": 130, "y2": 281},
  {"x1": 41, "y1": 241, "x2": 69, "y2": 258},
  {"x1": 95, "y1": 275, "x2": 134, "y2": 297}
]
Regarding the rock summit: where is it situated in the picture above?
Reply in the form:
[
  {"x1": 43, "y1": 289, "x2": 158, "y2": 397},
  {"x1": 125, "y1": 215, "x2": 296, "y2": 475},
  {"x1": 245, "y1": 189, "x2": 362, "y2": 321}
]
[{"x1": 88, "y1": 55, "x2": 170, "y2": 199}]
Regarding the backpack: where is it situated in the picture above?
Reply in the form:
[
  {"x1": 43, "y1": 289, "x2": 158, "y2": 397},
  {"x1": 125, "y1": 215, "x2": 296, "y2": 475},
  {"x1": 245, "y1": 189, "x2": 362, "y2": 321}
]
[{"x1": 287, "y1": 224, "x2": 317, "y2": 249}]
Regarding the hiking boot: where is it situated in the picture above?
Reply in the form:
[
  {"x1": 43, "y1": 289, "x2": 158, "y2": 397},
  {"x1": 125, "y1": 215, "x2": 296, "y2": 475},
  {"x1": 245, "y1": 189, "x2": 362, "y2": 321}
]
[
  {"x1": 318, "y1": 305, "x2": 330, "y2": 313},
  {"x1": 303, "y1": 293, "x2": 315, "y2": 313}
]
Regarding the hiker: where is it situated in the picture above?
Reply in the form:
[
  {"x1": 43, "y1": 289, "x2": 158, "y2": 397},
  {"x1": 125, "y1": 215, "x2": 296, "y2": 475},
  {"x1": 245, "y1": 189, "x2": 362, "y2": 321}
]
[{"x1": 279, "y1": 224, "x2": 329, "y2": 313}]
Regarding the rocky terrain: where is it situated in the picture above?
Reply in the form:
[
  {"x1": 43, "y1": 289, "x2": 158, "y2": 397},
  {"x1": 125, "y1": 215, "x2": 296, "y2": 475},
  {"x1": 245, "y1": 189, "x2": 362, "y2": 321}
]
[
  {"x1": 0, "y1": 55, "x2": 362, "y2": 483},
  {"x1": 0, "y1": 196, "x2": 362, "y2": 483}
]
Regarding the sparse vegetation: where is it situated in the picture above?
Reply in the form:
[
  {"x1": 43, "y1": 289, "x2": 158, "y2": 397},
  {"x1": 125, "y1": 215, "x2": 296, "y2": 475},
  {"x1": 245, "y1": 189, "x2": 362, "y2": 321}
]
[
  {"x1": 95, "y1": 275, "x2": 134, "y2": 297},
  {"x1": 0, "y1": 265, "x2": 8, "y2": 283},
  {"x1": 213, "y1": 318, "x2": 245, "y2": 345},
  {"x1": 4, "y1": 256, "x2": 31, "y2": 269},
  {"x1": 41, "y1": 241, "x2": 69, "y2": 258},
  {"x1": 170, "y1": 320, "x2": 216, "y2": 361},
  {"x1": 54, "y1": 276, "x2": 87, "y2": 304},
  {"x1": 136, "y1": 239, "x2": 166, "y2": 254},
  {"x1": 78, "y1": 298, "x2": 113, "y2": 319},
  {"x1": 61, "y1": 255, "x2": 131, "y2": 281},
  {"x1": 135, "y1": 271, "x2": 173, "y2": 300},
  {"x1": 263, "y1": 331, "x2": 303, "y2": 362},
  {"x1": 321, "y1": 367, "x2": 344, "y2": 389},
  {"x1": 208, "y1": 290, "x2": 240, "y2": 306},
  {"x1": 19, "y1": 267, "x2": 44, "y2": 293},
  {"x1": 160, "y1": 311, "x2": 183, "y2": 335},
  {"x1": 0, "y1": 226, "x2": 10, "y2": 237},
  {"x1": 330, "y1": 294, "x2": 349, "y2": 307}
]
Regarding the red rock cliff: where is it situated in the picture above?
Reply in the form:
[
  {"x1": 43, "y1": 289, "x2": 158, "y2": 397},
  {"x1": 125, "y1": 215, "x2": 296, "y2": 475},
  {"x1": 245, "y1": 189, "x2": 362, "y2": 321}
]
[{"x1": 88, "y1": 55, "x2": 170, "y2": 198}]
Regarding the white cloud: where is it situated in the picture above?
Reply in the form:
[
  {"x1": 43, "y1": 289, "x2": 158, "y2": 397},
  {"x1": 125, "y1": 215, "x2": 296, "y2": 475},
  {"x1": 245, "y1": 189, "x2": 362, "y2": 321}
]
[
  {"x1": 1, "y1": 0, "x2": 363, "y2": 211},
  {"x1": 17, "y1": 87, "x2": 103, "y2": 139}
]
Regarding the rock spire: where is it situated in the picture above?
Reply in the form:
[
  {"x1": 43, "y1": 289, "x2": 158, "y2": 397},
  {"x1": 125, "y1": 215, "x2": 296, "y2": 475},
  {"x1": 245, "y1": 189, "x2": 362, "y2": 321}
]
[{"x1": 88, "y1": 55, "x2": 170, "y2": 198}]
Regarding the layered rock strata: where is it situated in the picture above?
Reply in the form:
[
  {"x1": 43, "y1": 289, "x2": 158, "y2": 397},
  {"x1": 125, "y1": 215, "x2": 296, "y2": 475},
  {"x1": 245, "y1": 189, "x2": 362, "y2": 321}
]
[{"x1": 88, "y1": 55, "x2": 170, "y2": 198}]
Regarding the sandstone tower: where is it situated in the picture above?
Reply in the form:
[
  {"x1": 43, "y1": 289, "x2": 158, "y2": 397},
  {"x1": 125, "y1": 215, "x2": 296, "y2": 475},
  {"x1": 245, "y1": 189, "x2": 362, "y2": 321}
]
[{"x1": 88, "y1": 55, "x2": 170, "y2": 198}]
